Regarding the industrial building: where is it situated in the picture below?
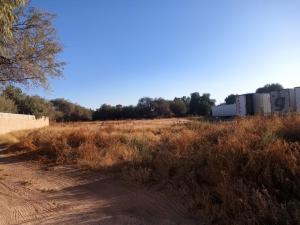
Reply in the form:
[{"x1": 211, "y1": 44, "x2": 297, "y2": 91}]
[{"x1": 212, "y1": 87, "x2": 300, "y2": 117}]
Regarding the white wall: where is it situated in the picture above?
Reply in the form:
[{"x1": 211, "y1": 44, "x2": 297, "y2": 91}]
[
  {"x1": 212, "y1": 104, "x2": 236, "y2": 117},
  {"x1": 0, "y1": 113, "x2": 49, "y2": 135}
]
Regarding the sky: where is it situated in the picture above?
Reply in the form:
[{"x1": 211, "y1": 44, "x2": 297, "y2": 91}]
[{"x1": 29, "y1": 0, "x2": 300, "y2": 109}]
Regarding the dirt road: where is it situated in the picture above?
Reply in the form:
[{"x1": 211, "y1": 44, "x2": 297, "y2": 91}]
[{"x1": 0, "y1": 151, "x2": 197, "y2": 225}]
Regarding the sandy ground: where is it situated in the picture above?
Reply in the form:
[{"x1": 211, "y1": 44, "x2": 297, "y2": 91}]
[{"x1": 0, "y1": 150, "x2": 198, "y2": 225}]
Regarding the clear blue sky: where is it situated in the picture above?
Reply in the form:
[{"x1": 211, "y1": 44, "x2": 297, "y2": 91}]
[{"x1": 30, "y1": 0, "x2": 300, "y2": 109}]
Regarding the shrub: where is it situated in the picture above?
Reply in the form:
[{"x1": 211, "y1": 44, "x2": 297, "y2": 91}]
[{"x1": 0, "y1": 96, "x2": 18, "y2": 113}]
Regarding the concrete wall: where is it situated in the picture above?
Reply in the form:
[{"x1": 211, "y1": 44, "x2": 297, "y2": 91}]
[{"x1": 0, "y1": 113, "x2": 49, "y2": 135}]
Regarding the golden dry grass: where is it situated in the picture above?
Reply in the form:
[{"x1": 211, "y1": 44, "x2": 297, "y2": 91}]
[
  {"x1": 5, "y1": 116, "x2": 300, "y2": 225},
  {"x1": 0, "y1": 130, "x2": 31, "y2": 145}
]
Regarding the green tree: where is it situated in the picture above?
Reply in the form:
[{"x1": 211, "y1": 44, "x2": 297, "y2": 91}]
[
  {"x1": 51, "y1": 98, "x2": 92, "y2": 122},
  {"x1": 0, "y1": 96, "x2": 17, "y2": 113},
  {"x1": 199, "y1": 93, "x2": 215, "y2": 116},
  {"x1": 137, "y1": 97, "x2": 154, "y2": 118},
  {"x1": 2, "y1": 85, "x2": 26, "y2": 112},
  {"x1": 225, "y1": 94, "x2": 237, "y2": 104},
  {"x1": 2, "y1": 85, "x2": 53, "y2": 118},
  {"x1": 152, "y1": 98, "x2": 171, "y2": 117},
  {"x1": 189, "y1": 92, "x2": 215, "y2": 116},
  {"x1": 121, "y1": 105, "x2": 137, "y2": 119},
  {"x1": 21, "y1": 95, "x2": 54, "y2": 118},
  {"x1": 189, "y1": 92, "x2": 201, "y2": 115},
  {"x1": 256, "y1": 83, "x2": 283, "y2": 93},
  {"x1": 0, "y1": 3, "x2": 64, "y2": 88},
  {"x1": 93, "y1": 104, "x2": 138, "y2": 120},
  {"x1": 93, "y1": 104, "x2": 116, "y2": 120},
  {"x1": 170, "y1": 99, "x2": 187, "y2": 116}
]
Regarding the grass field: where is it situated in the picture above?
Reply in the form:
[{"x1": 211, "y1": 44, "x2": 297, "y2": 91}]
[{"x1": 4, "y1": 116, "x2": 300, "y2": 225}]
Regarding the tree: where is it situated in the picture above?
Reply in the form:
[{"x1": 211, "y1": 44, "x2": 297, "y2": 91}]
[
  {"x1": 2, "y1": 85, "x2": 26, "y2": 113},
  {"x1": 225, "y1": 94, "x2": 237, "y2": 104},
  {"x1": 0, "y1": 0, "x2": 25, "y2": 49},
  {"x1": 170, "y1": 99, "x2": 187, "y2": 116},
  {"x1": 0, "y1": 3, "x2": 64, "y2": 87},
  {"x1": 256, "y1": 83, "x2": 283, "y2": 93},
  {"x1": 2, "y1": 85, "x2": 53, "y2": 118},
  {"x1": 1, "y1": 85, "x2": 24, "y2": 100},
  {"x1": 152, "y1": 98, "x2": 171, "y2": 117},
  {"x1": 137, "y1": 97, "x2": 154, "y2": 118},
  {"x1": 189, "y1": 92, "x2": 201, "y2": 115},
  {"x1": 121, "y1": 105, "x2": 137, "y2": 119},
  {"x1": 1, "y1": 86, "x2": 92, "y2": 121},
  {"x1": 21, "y1": 95, "x2": 54, "y2": 118},
  {"x1": 93, "y1": 104, "x2": 116, "y2": 120},
  {"x1": 51, "y1": 98, "x2": 92, "y2": 122},
  {"x1": 189, "y1": 92, "x2": 215, "y2": 116},
  {"x1": 198, "y1": 93, "x2": 215, "y2": 116},
  {"x1": 0, "y1": 96, "x2": 18, "y2": 113}
]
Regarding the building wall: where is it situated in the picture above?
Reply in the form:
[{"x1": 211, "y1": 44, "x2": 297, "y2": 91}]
[
  {"x1": 296, "y1": 87, "x2": 300, "y2": 113},
  {"x1": 212, "y1": 104, "x2": 236, "y2": 117},
  {"x1": 236, "y1": 95, "x2": 247, "y2": 117},
  {"x1": 271, "y1": 89, "x2": 291, "y2": 114},
  {"x1": 253, "y1": 93, "x2": 272, "y2": 115},
  {"x1": 0, "y1": 113, "x2": 49, "y2": 135}
]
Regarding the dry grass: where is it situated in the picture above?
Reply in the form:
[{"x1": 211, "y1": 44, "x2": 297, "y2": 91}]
[
  {"x1": 0, "y1": 130, "x2": 31, "y2": 145},
  {"x1": 6, "y1": 117, "x2": 300, "y2": 225}
]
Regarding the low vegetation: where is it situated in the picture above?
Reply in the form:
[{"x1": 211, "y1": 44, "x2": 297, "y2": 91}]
[{"x1": 6, "y1": 116, "x2": 300, "y2": 225}]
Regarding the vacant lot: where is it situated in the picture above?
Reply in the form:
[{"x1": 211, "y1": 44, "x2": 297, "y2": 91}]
[{"x1": 2, "y1": 116, "x2": 300, "y2": 225}]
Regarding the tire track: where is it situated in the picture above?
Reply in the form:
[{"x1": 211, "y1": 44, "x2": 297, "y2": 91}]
[{"x1": 0, "y1": 153, "x2": 199, "y2": 225}]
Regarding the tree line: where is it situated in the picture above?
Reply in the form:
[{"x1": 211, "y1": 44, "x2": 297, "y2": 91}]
[
  {"x1": 0, "y1": 83, "x2": 284, "y2": 122},
  {"x1": 92, "y1": 83, "x2": 283, "y2": 120},
  {"x1": 0, "y1": 86, "x2": 216, "y2": 121},
  {"x1": 93, "y1": 93, "x2": 215, "y2": 120},
  {"x1": 0, "y1": 86, "x2": 92, "y2": 121}
]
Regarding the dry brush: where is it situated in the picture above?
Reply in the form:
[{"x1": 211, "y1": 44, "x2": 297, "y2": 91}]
[{"x1": 7, "y1": 117, "x2": 300, "y2": 225}]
